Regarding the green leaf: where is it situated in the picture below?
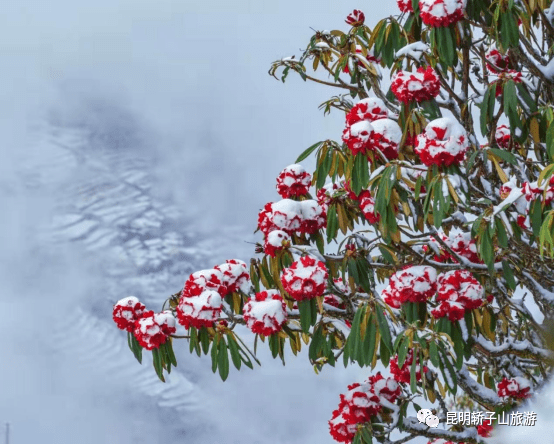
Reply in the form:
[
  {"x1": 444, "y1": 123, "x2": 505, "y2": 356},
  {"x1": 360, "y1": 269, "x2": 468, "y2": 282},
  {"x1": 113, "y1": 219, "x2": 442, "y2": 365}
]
[
  {"x1": 296, "y1": 141, "x2": 323, "y2": 163},
  {"x1": 503, "y1": 80, "x2": 518, "y2": 116},
  {"x1": 326, "y1": 204, "x2": 339, "y2": 243},
  {"x1": 128, "y1": 332, "x2": 143, "y2": 364},
  {"x1": 199, "y1": 327, "x2": 210, "y2": 355},
  {"x1": 397, "y1": 336, "x2": 409, "y2": 368},
  {"x1": 502, "y1": 260, "x2": 517, "y2": 290},
  {"x1": 211, "y1": 338, "x2": 219, "y2": 373},
  {"x1": 352, "y1": 153, "x2": 370, "y2": 195},
  {"x1": 429, "y1": 341, "x2": 440, "y2": 367},
  {"x1": 380, "y1": 336, "x2": 391, "y2": 366},
  {"x1": 362, "y1": 315, "x2": 377, "y2": 367},
  {"x1": 309, "y1": 323, "x2": 324, "y2": 361},
  {"x1": 317, "y1": 149, "x2": 333, "y2": 189},
  {"x1": 410, "y1": 353, "x2": 418, "y2": 393},
  {"x1": 355, "y1": 258, "x2": 372, "y2": 293},
  {"x1": 547, "y1": 121, "x2": 554, "y2": 159},
  {"x1": 516, "y1": 82, "x2": 537, "y2": 114},
  {"x1": 496, "y1": 218, "x2": 508, "y2": 249},
  {"x1": 227, "y1": 333, "x2": 242, "y2": 370},
  {"x1": 298, "y1": 299, "x2": 312, "y2": 334},
  {"x1": 218, "y1": 337, "x2": 230, "y2": 381},
  {"x1": 489, "y1": 148, "x2": 517, "y2": 165},
  {"x1": 375, "y1": 305, "x2": 393, "y2": 354},
  {"x1": 347, "y1": 305, "x2": 366, "y2": 363},
  {"x1": 165, "y1": 339, "x2": 178, "y2": 367},
  {"x1": 152, "y1": 347, "x2": 165, "y2": 382},
  {"x1": 480, "y1": 86, "x2": 492, "y2": 136}
]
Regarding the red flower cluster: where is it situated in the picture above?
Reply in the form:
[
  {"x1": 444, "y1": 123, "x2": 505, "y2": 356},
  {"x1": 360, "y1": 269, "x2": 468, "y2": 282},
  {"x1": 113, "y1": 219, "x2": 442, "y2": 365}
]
[
  {"x1": 264, "y1": 230, "x2": 291, "y2": 257},
  {"x1": 358, "y1": 190, "x2": 379, "y2": 224},
  {"x1": 415, "y1": 117, "x2": 469, "y2": 167},
  {"x1": 370, "y1": 118, "x2": 402, "y2": 160},
  {"x1": 342, "y1": 120, "x2": 375, "y2": 156},
  {"x1": 281, "y1": 256, "x2": 328, "y2": 301},
  {"x1": 317, "y1": 181, "x2": 346, "y2": 209},
  {"x1": 346, "y1": 98, "x2": 388, "y2": 126},
  {"x1": 182, "y1": 268, "x2": 226, "y2": 298},
  {"x1": 486, "y1": 47, "x2": 509, "y2": 72},
  {"x1": 397, "y1": 0, "x2": 414, "y2": 13},
  {"x1": 431, "y1": 270, "x2": 486, "y2": 322},
  {"x1": 495, "y1": 124, "x2": 511, "y2": 149},
  {"x1": 390, "y1": 349, "x2": 429, "y2": 384},
  {"x1": 477, "y1": 419, "x2": 493, "y2": 437},
  {"x1": 134, "y1": 310, "x2": 176, "y2": 350},
  {"x1": 345, "y1": 9, "x2": 365, "y2": 26},
  {"x1": 258, "y1": 199, "x2": 326, "y2": 235},
  {"x1": 428, "y1": 231, "x2": 480, "y2": 264},
  {"x1": 391, "y1": 67, "x2": 440, "y2": 103},
  {"x1": 419, "y1": 0, "x2": 466, "y2": 27},
  {"x1": 276, "y1": 164, "x2": 312, "y2": 198},
  {"x1": 325, "y1": 278, "x2": 349, "y2": 309},
  {"x1": 382, "y1": 266, "x2": 438, "y2": 309},
  {"x1": 344, "y1": 46, "x2": 382, "y2": 74},
  {"x1": 215, "y1": 259, "x2": 250, "y2": 294},
  {"x1": 176, "y1": 289, "x2": 223, "y2": 329},
  {"x1": 243, "y1": 290, "x2": 288, "y2": 336},
  {"x1": 497, "y1": 377, "x2": 531, "y2": 399},
  {"x1": 523, "y1": 177, "x2": 554, "y2": 206},
  {"x1": 329, "y1": 373, "x2": 401, "y2": 443},
  {"x1": 113, "y1": 296, "x2": 147, "y2": 332},
  {"x1": 493, "y1": 70, "x2": 523, "y2": 97}
]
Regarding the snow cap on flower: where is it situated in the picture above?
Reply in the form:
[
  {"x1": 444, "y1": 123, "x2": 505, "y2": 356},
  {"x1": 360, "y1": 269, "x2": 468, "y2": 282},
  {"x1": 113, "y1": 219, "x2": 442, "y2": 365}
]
[
  {"x1": 276, "y1": 164, "x2": 312, "y2": 198},
  {"x1": 523, "y1": 177, "x2": 554, "y2": 206},
  {"x1": 344, "y1": 46, "x2": 382, "y2": 74},
  {"x1": 397, "y1": 0, "x2": 414, "y2": 13},
  {"x1": 358, "y1": 190, "x2": 380, "y2": 224},
  {"x1": 134, "y1": 311, "x2": 171, "y2": 350},
  {"x1": 281, "y1": 255, "x2": 328, "y2": 301},
  {"x1": 498, "y1": 377, "x2": 532, "y2": 399},
  {"x1": 382, "y1": 266, "x2": 438, "y2": 308},
  {"x1": 258, "y1": 199, "x2": 326, "y2": 236},
  {"x1": 419, "y1": 0, "x2": 467, "y2": 27},
  {"x1": 486, "y1": 47, "x2": 509, "y2": 72},
  {"x1": 391, "y1": 67, "x2": 440, "y2": 103},
  {"x1": 370, "y1": 118, "x2": 402, "y2": 160},
  {"x1": 390, "y1": 349, "x2": 429, "y2": 384},
  {"x1": 342, "y1": 120, "x2": 375, "y2": 156},
  {"x1": 369, "y1": 372, "x2": 402, "y2": 403},
  {"x1": 317, "y1": 181, "x2": 346, "y2": 209},
  {"x1": 415, "y1": 117, "x2": 469, "y2": 166},
  {"x1": 264, "y1": 230, "x2": 291, "y2": 257},
  {"x1": 113, "y1": 296, "x2": 146, "y2": 332},
  {"x1": 328, "y1": 409, "x2": 358, "y2": 443},
  {"x1": 182, "y1": 268, "x2": 226, "y2": 298},
  {"x1": 345, "y1": 9, "x2": 365, "y2": 26},
  {"x1": 243, "y1": 290, "x2": 287, "y2": 336},
  {"x1": 154, "y1": 310, "x2": 177, "y2": 336},
  {"x1": 495, "y1": 124, "x2": 512, "y2": 149},
  {"x1": 346, "y1": 98, "x2": 388, "y2": 126},
  {"x1": 431, "y1": 270, "x2": 486, "y2": 321},
  {"x1": 176, "y1": 289, "x2": 223, "y2": 329},
  {"x1": 215, "y1": 259, "x2": 250, "y2": 294},
  {"x1": 428, "y1": 230, "x2": 480, "y2": 263}
]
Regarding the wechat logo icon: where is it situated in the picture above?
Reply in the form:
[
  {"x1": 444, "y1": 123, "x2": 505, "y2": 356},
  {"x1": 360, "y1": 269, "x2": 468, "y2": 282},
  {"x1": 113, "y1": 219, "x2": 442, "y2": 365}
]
[{"x1": 417, "y1": 409, "x2": 439, "y2": 428}]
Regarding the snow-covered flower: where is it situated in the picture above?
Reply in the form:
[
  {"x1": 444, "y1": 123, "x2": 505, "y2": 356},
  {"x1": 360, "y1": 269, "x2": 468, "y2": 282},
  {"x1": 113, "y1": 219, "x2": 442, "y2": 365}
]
[
  {"x1": 370, "y1": 118, "x2": 402, "y2": 160},
  {"x1": 264, "y1": 230, "x2": 291, "y2": 257},
  {"x1": 215, "y1": 259, "x2": 250, "y2": 294},
  {"x1": 276, "y1": 164, "x2": 312, "y2": 198},
  {"x1": 382, "y1": 266, "x2": 438, "y2": 308},
  {"x1": 486, "y1": 47, "x2": 509, "y2": 72},
  {"x1": 493, "y1": 70, "x2": 523, "y2": 97},
  {"x1": 342, "y1": 120, "x2": 375, "y2": 156},
  {"x1": 397, "y1": 0, "x2": 414, "y2": 13},
  {"x1": 243, "y1": 290, "x2": 287, "y2": 336},
  {"x1": 431, "y1": 270, "x2": 486, "y2": 321},
  {"x1": 428, "y1": 230, "x2": 480, "y2": 264},
  {"x1": 317, "y1": 181, "x2": 346, "y2": 209},
  {"x1": 523, "y1": 177, "x2": 554, "y2": 206},
  {"x1": 345, "y1": 9, "x2": 365, "y2": 26},
  {"x1": 358, "y1": 190, "x2": 380, "y2": 224},
  {"x1": 415, "y1": 117, "x2": 469, "y2": 167},
  {"x1": 346, "y1": 98, "x2": 388, "y2": 126},
  {"x1": 134, "y1": 310, "x2": 175, "y2": 350},
  {"x1": 391, "y1": 67, "x2": 440, "y2": 103},
  {"x1": 419, "y1": 0, "x2": 467, "y2": 27},
  {"x1": 113, "y1": 296, "x2": 147, "y2": 332},
  {"x1": 344, "y1": 46, "x2": 382, "y2": 73},
  {"x1": 182, "y1": 268, "x2": 226, "y2": 298},
  {"x1": 498, "y1": 377, "x2": 532, "y2": 399},
  {"x1": 281, "y1": 256, "x2": 328, "y2": 301},
  {"x1": 477, "y1": 419, "x2": 493, "y2": 437},
  {"x1": 495, "y1": 124, "x2": 512, "y2": 149},
  {"x1": 325, "y1": 278, "x2": 349, "y2": 309},
  {"x1": 390, "y1": 349, "x2": 428, "y2": 384},
  {"x1": 258, "y1": 199, "x2": 326, "y2": 235},
  {"x1": 328, "y1": 409, "x2": 358, "y2": 443},
  {"x1": 176, "y1": 289, "x2": 223, "y2": 329}
]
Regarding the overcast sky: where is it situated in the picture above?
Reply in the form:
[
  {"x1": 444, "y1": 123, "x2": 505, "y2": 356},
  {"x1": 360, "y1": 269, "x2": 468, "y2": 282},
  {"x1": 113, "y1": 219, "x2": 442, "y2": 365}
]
[{"x1": 0, "y1": 1, "x2": 402, "y2": 444}]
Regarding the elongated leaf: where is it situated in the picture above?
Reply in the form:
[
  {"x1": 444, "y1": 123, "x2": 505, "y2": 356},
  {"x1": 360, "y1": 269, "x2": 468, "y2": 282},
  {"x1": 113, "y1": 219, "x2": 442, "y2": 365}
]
[
  {"x1": 398, "y1": 336, "x2": 409, "y2": 368},
  {"x1": 227, "y1": 333, "x2": 242, "y2": 370},
  {"x1": 296, "y1": 141, "x2": 323, "y2": 163},
  {"x1": 362, "y1": 315, "x2": 377, "y2": 367},
  {"x1": 375, "y1": 305, "x2": 393, "y2": 353},
  {"x1": 298, "y1": 299, "x2": 312, "y2": 334},
  {"x1": 152, "y1": 348, "x2": 165, "y2": 382},
  {"x1": 218, "y1": 337, "x2": 230, "y2": 381}
]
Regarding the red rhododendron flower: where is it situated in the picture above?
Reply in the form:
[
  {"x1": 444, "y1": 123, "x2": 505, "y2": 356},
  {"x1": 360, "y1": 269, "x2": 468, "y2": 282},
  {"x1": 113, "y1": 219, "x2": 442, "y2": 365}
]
[
  {"x1": 477, "y1": 419, "x2": 493, "y2": 437},
  {"x1": 370, "y1": 118, "x2": 402, "y2": 160},
  {"x1": 258, "y1": 199, "x2": 326, "y2": 235},
  {"x1": 419, "y1": 0, "x2": 466, "y2": 27},
  {"x1": 495, "y1": 124, "x2": 511, "y2": 149},
  {"x1": 415, "y1": 117, "x2": 469, "y2": 166},
  {"x1": 317, "y1": 181, "x2": 346, "y2": 209},
  {"x1": 276, "y1": 164, "x2": 312, "y2": 198},
  {"x1": 358, "y1": 190, "x2": 379, "y2": 224},
  {"x1": 492, "y1": 70, "x2": 523, "y2": 97},
  {"x1": 215, "y1": 259, "x2": 250, "y2": 294},
  {"x1": 339, "y1": 382, "x2": 382, "y2": 424},
  {"x1": 176, "y1": 289, "x2": 223, "y2": 329},
  {"x1": 182, "y1": 268, "x2": 226, "y2": 298},
  {"x1": 368, "y1": 372, "x2": 402, "y2": 404},
  {"x1": 431, "y1": 270, "x2": 486, "y2": 321},
  {"x1": 346, "y1": 98, "x2": 388, "y2": 126},
  {"x1": 517, "y1": 214, "x2": 528, "y2": 229},
  {"x1": 243, "y1": 290, "x2": 287, "y2": 336},
  {"x1": 486, "y1": 47, "x2": 509, "y2": 72},
  {"x1": 328, "y1": 409, "x2": 358, "y2": 443},
  {"x1": 428, "y1": 231, "x2": 480, "y2": 264},
  {"x1": 342, "y1": 120, "x2": 375, "y2": 156},
  {"x1": 382, "y1": 266, "x2": 438, "y2": 308},
  {"x1": 345, "y1": 9, "x2": 365, "y2": 26},
  {"x1": 264, "y1": 230, "x2": 291, "y2": 257},
  {"x1": 497, "y1": 377, "x2": 532, "y2": 399},
  {"x1": 390, "y1": 349, "x2": 429, "y2": 384},
  {"x1": 391, "y1": 67, "x2": 440, "y2": 103},
  {"x1": 113, "y1": 296, "x2": 147, "y2": 332},
  {"x1": 523, "y1": 177, "x2": 554, "y2": 206},
  {"x1": 281, "y1": 255, "x2": 328, "y2": 301},
  {"x1": 397, "y1": 0, "x2": 414, "y2": 13},
  {"x1": 134, "y1": 310, "x2": 175, "y2": 350},
  {"x1": 344, "y1": 46, "x2": 382, "y2": 73}
]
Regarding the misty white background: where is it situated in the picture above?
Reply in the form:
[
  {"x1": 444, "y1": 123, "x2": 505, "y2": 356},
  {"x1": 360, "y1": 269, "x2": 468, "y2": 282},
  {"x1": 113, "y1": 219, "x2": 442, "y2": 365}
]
[{"x1": 0, "y1": 1, "x2": 403, "y2": 444}]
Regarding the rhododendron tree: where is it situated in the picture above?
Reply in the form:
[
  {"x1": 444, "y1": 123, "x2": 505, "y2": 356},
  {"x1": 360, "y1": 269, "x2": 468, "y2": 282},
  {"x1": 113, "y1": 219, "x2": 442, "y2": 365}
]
[{"x1": 113, "y1": 3, "x2": 554, "y2": 444}]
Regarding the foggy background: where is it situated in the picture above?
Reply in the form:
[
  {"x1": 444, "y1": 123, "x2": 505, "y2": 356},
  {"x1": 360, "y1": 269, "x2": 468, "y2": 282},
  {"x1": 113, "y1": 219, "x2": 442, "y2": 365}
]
[{"x1": 0, "y1": 1, "x2": 400, "y2": 443}]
